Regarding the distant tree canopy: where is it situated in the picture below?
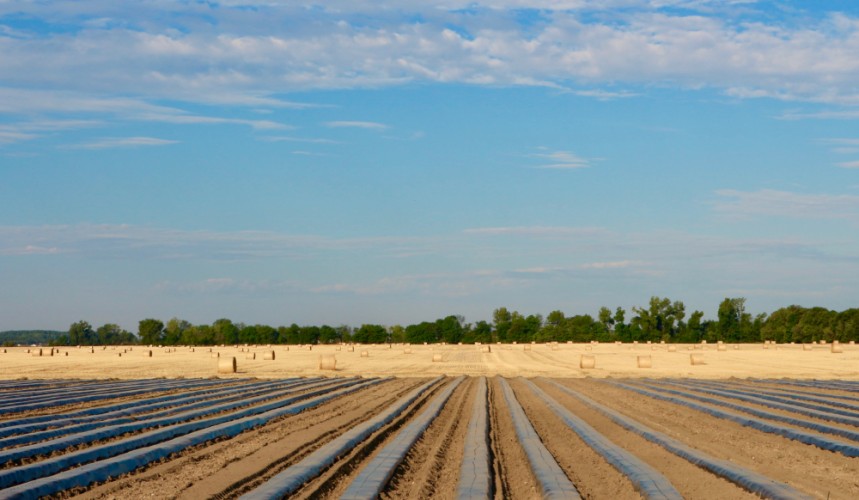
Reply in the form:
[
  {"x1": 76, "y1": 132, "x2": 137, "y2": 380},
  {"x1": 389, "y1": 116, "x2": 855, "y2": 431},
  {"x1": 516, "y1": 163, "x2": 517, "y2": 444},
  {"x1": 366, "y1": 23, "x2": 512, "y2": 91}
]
[{"x1": 38, "y1": 298, "x2": 859, "y2": 347}]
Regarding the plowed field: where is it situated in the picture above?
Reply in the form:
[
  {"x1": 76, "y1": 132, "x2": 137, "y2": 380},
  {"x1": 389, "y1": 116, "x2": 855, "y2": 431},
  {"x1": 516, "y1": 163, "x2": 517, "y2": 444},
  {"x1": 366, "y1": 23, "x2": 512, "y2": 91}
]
[{"x1": 1, "y1": 374, "x2": 857, "y2": 499}]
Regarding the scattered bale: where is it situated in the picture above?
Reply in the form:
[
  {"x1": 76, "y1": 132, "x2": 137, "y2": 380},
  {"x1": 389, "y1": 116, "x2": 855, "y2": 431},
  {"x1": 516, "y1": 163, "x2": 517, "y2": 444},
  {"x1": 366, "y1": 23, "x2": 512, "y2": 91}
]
[
  {"x1": 733, "y1": 345, "x2": 739, "y2": 350},
  {"x1": 717, "y1": 344, "x2": 727, "y2": 351},
  {"x1": 31, "y1": 348, "x2": 42, "y2": 357},
  {"x1": 404, "y1": 348, "x2": 413, "y2": 354},
  {"x1": 246, "y1": 353, "x2": 256, "y2": 360},
  {"x1": 851, "y1": 341, "x2": 856, "y2": 345},
  {"x1": 263, "y1": 351, "x2": 275, "y2": 360},
  {"x1": 432, "y1": 353, "x2": 443, "y2": 362},
  {"x1": 524, "y1": 345, "x2": 532, "y2": 351},
  {"x1": 802, "y1": 344, "x2": 813, "y2": 351},
  {"x1": 347, "y1": 346, "x2": 355, "y2": 352},
  {"x1": 667, "y1": 345, "x2": 677, "y2": 352},
  {"x1": 690, "y1": 353, "x2": 705, "y2": 365},
  {"x1": 481, "y1": 345, "x2": 491, "y2": 353},
  {"x1": 117, "y1": 353, "x2": 122, "y2": 357},
  {"x1": 580, "y1": 354, "x2": 596, "y2": 369},
  {"x1": 585, "y1": 346, "x2": 593, "y2": 351},
  {"x1": 63, "y1": 352, "x2": 68, "y2": 356},
  {"x1": 283, "y1": 346, "x2": 289, "y2": 351},
  {"x1": 319, "y1": 354, "x2": 336, "y2": 370},
  {"x1": 832, "y1": 343, "x2": 844, "y2": 354},
  {"x1": 637, "y1": 355, "x2": 652, "y2": 368},
  {"x1": 336, "y1": 346, "x2": 342, "y2": 351},
  {"x1": 360, "y1": 350, "x2": 369, "y2": 358},
  {"x1": 212, "y1": 352, "x2": 220, "y2": 358},
  {"x1": 145, "y1": 350, "x2": 153, "y2": 357},
  {"x1": 218, "y1": 356, "x2": 237, "y2": 374}
]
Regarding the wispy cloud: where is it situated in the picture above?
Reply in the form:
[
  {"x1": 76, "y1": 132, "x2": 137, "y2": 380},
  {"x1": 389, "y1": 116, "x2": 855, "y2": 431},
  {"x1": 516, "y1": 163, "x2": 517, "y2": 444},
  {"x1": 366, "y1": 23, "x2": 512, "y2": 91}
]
[
  {"x1": 325, "y1": 121, "x2": 388, "y2": 130},
  {"x1": 463, "y1": 226, "x2": 608, "y2": 237},
  {"x1": 529, "y1": 149, "x2": 593, "y2": 169},
  {"x1": 714, "y1": 189, "x2": 859, "y2": 219},
  {"x1": 69, "y1": 136, "x2": 178, "y2": 150},
  {"x1": 838, "y1": 161, "x2": 859, "y2": 169},
  {"x1": 260, "y1": 136, "x2": 340, "y2": 144}
]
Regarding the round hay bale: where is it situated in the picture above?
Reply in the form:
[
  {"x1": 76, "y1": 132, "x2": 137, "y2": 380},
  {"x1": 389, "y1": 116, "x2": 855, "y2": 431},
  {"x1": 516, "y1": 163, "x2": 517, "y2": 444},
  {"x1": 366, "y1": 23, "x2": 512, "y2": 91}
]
[
  {"x1": 524, "y1": 345, "x2": 532, "y2": 351},
  {"x1": 212, "y1": 352, "x2": 220, "y2": 358},
  {"x1": 360, "y1": 350, "x2": 369, "y2": 357},
  {"x1": 117, "y1": 352, "x2": 122, "y2": 357},
  {"x1": 336, "y1": 346, "x2": 342, "y2": 351},
  {"x1": 218, "y1": 356, "x2": 237, "y2": 374},
  {"x1": 263, "y1": 351, "x2": 275, "y2": 360},
  {"x1": 733, "y1": 344, "x2": 739, "y2": 350},
  {"x1": 481, "y1": 345, "x2": 491, "y2": 353},
  {"x1": 585, "y1": 346, "x2": 593, "y2": 351},
  {"x1": 850, "y1": 341, "x2": 856, "y2": 345},
  {"x1": 31, "y1": 348, "x2": 43, "y2": 357},
  {"x1": 580, "y1": 354, "x2": 595, "y2": 369},
  {"x1": 319, "y1": 354, "x2": 336, "y2": 370},
  {"x1": 637, "y1": 355, "x2": 652, "y2": 368},
  {"x1": 667, "y1": 345, "x2": 677, "y2": 352},
  {"x1": 432, "y1": 353, "x2": 443, "y2": 362},
  {"x1": 246, "y1": 353, "x2": 256, "y2": 360},
  {"x1": 403, "y1": 348, "x2": 413, "y2": 354},
  {"x1": 347, "y1": 346, "x2": 354, "y2": 352},
  {"x1": 717, "y1": 344, "x2": 727, "y2": 351},
  {"x1": 802, "y1": 344, "x2": 813, "y2": 351},
  {"x1": 63, "y1": 351, "x2": 68, "y2": 356},
  {"x1": 832, "y1": 343, "x2": 844, "y2": 354},
  {"x1": 690, "y1": 353, "x2": 705, "y2": 365},
  {"x1": 145, "y1": 350, "x2": 153, "y2": 357}
]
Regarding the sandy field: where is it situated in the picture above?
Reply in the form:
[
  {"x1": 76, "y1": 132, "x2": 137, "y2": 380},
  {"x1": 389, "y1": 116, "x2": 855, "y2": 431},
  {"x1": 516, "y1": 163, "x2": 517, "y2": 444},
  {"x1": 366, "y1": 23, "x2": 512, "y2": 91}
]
[{"x1": 2, "y1": 341, "x2": 858, "y2": 380}]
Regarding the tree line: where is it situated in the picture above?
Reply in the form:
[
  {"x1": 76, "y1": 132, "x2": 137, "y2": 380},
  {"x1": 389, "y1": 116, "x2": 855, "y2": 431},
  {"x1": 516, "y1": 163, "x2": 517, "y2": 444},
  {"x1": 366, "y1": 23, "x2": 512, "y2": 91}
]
[{"x1": 50, "y1": 297, "x2": 859, "y2": 347}]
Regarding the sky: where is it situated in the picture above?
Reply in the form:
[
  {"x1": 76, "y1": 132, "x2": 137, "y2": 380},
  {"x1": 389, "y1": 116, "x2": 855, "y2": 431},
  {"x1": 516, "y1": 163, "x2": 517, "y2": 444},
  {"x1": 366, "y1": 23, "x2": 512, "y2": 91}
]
[{"x1": 2, "y1": 0, "x2": 859, "y2": 333}]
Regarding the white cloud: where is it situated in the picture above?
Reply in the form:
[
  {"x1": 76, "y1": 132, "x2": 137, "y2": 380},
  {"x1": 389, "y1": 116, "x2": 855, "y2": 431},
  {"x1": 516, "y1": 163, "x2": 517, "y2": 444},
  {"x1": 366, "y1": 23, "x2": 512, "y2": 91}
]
[
  {"x1": 325, "y1": 121, "x2": 388, "y2": 130},
  {"x1": 463, "y1": 225, "x2": 608, "y2": 237},
  {"x1": 837, "y1": 161, "x2": 859, "y2": 169},
  {"x1": 69, "y1": 136, "x2": 178, "y2": 149},
  {"x1": 1, "y1": 3, "x2": 858, "y2": 110},
  {"x1": 714, "y1": 189, "x2": 859, "y2": 219},
  {"x1": 529, "y1": 149, "x2": 592, "y2": 169}
]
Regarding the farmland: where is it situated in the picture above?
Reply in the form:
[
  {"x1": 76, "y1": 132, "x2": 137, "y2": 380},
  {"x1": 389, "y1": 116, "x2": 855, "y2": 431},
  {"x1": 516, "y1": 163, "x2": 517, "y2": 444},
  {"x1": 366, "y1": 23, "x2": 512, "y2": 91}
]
[{"x1": 1, "y1": 343, "x2": 858, "y2": 498}]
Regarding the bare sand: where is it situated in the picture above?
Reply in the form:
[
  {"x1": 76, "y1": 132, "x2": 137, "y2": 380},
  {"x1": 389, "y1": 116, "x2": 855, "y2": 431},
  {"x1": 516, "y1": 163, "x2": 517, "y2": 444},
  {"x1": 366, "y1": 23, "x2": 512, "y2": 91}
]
[{"x1": 2, "y1": 342, "x2": 858, "y2": 380}]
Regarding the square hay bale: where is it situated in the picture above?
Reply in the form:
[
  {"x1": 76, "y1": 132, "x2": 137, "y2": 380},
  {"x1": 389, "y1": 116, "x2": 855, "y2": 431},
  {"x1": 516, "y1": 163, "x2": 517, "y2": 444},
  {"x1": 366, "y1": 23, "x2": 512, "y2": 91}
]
[
  {"x1": 580, "y1": 354, "x2": 596, "y2": 369},
  {"x1": 319, "y1": 354, "x2": 336, "y2": 370},
  {"x1": 637, "y1": 355, "x2": 652, "y2": 368},
  {"x1": 690, "y1": 353, "x2": 705, "y2": 365}
]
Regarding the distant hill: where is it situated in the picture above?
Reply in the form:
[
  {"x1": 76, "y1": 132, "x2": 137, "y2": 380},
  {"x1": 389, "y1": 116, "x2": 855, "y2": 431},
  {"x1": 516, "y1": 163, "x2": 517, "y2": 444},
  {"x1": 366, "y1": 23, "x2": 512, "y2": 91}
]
[{"x1": 0, "y1": 330, "x2": 65, "y2": 346}]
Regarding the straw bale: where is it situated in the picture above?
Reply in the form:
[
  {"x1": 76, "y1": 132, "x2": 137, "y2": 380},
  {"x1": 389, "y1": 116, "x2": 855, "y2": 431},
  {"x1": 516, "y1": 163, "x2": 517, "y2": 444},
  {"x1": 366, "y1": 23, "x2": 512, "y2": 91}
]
[
  {"x1": 690, "y1": 353, "x2": 705, "y2": 365},
  {"x1": 580, "y1": 354, "x2": 595, "y2": 369},
  {"x1": 218, "y1": 356, "x2": 237, "y2": 374},
  {"x1": 319, "y1": 354, "x2": 336, "y2": 370},
  {"x1": 360, "y1": 350, "x2": 369, "y2": 357},
  {"x1": 432, "y1": 353, "x2": 443, "y2": 362},
  {"x1": 637, "y1": 355, "x2": 652, "y2": 368},
  {"x1": 263, "y1": 351, "x2": 275, "y2": 360}
]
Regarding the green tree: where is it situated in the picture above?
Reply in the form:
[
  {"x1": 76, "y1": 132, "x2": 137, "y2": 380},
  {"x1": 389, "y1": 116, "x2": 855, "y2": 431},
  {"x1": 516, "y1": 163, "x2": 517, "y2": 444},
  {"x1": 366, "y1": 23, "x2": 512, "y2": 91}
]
[
  {"x1": 68, "y1": 320, "x2": 95, "y2": 346},
  {"x1": 138, "y1": 319, "x2": 164, "y2": 345},
  {"x1": 212, "y1": 318, "x2": 239, "y2": 345},
  {"x1": 163, "y1": 318, "x2": 191, "y2": 345}
]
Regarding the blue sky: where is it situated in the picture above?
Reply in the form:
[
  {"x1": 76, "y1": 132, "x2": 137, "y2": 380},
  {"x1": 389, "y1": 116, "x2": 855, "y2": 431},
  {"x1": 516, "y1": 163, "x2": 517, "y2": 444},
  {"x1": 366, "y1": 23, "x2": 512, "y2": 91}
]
[{"x1": 2, "y1": 1, "x2": 858, "y2": 332}]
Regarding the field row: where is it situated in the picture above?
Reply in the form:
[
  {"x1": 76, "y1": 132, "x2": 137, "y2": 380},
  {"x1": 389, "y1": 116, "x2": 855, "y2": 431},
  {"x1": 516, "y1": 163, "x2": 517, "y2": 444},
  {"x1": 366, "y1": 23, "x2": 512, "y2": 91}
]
[{"x1": 0, "y1": 377, "x2": 857, "y2": 498}]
